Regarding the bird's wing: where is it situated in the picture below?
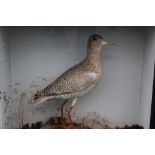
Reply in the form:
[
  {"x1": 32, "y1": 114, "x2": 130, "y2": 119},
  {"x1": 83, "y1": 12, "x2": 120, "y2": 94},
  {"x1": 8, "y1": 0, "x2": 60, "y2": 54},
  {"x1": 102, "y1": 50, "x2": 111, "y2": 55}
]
[{"x1": 40, "y1": 70, "x2": 97, "y2": 97}]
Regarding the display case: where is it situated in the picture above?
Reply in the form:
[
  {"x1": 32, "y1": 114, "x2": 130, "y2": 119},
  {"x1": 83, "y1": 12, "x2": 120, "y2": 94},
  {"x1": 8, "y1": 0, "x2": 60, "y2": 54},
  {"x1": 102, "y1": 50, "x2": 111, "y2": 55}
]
[{"x1": 0, "y1": 27, "x2": 154, "y2": 129}]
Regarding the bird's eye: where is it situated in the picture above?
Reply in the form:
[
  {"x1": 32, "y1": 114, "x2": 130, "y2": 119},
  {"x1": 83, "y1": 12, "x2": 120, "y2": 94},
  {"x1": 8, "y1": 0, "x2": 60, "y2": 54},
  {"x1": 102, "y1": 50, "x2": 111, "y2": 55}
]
[{"x1": 93, "y1": 37, "x2": 97, "y2": 41}]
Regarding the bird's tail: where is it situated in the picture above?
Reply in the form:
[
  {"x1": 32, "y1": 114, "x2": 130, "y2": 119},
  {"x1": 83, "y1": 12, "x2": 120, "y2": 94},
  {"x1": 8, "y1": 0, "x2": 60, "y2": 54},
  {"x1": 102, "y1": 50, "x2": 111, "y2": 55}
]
[
  {"x1": 31, "y1": 91, "x2": 54, "y2": 105},
  {"x1": 31, "y1": 91, "x2": 43, "y2": 105}
]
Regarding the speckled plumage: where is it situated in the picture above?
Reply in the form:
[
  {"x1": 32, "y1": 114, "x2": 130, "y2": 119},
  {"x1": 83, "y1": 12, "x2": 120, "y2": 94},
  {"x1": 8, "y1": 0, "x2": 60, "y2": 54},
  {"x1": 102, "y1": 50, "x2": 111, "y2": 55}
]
[{"x1": 32, "y1": 34, "x2": 106, "y2": 104}]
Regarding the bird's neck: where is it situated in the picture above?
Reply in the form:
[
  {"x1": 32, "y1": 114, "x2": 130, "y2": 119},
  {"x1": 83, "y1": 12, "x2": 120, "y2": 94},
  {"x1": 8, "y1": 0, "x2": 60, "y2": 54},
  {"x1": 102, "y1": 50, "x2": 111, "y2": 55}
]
[
  {"x1": 87, "y1": 47, "x2": 102, "y2": 64},
  {"x1": 86, "y1": 47, "x2": 103, "y2": 71}
]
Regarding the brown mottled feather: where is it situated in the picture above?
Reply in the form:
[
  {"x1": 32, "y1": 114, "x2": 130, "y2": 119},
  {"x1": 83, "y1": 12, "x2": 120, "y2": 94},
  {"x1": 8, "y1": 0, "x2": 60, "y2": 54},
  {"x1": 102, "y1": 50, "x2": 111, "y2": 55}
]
[{"x1": 32, "y1": 34, "x2": 104, "y2": 103}]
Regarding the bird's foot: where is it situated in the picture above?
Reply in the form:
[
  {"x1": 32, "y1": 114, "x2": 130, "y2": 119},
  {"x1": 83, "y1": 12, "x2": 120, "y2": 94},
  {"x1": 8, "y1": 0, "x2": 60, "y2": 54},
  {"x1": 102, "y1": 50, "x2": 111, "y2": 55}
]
[
  {"x1": 61, "y1": 121, "x2": 66, "y2": 129},
  {"x1": 67, "y1": 111, "x2": 74, "y2": 129},
  {"x1": 60, "y1": 100, "x2": 68, "y2": 129},
  {"x1": 61, "y1": 119, "x2": 66, "y2": 129},
  {"x1": 70, "y1": 123, "x2": 74, "y2": 129}
]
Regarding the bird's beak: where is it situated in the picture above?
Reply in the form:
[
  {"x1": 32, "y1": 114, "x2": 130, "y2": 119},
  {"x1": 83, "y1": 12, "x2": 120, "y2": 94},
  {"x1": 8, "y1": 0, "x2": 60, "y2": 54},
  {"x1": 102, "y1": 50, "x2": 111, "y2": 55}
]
[
  {"x1": 102, "y1": 40, "x2": 120, "y2": 47},
  {"x1": 101, "y1": 40, "x2": 108, "y2": 46},
  {"x1": 106, "y1": 40, "x2": 120, "y2": 47}
]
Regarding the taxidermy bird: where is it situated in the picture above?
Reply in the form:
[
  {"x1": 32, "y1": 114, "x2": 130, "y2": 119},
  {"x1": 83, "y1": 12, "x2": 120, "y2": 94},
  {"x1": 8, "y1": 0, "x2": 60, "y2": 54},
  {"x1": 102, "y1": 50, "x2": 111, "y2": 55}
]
[{"x1": 32, "y1": 34, "x2": 112, "y2": 129}]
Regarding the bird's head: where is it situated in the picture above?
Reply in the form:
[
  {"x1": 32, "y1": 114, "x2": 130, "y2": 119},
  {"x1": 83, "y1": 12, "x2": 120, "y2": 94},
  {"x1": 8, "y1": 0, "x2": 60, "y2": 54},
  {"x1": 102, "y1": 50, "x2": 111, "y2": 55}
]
[
  {"x1": 88, "y1": 34, "x2": 119, "y2": 50},
  {"x1": 88, "y1": 34, "x2": 107, "y2": 49}
]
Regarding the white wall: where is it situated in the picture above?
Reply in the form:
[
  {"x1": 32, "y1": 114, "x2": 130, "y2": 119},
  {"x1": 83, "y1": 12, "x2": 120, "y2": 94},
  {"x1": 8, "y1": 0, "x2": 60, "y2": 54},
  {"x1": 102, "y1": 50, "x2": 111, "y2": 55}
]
[
  {"x1": 0, "y1": 27, "x2": 11, "y2": 128},
  {"x1": 8, "y1": 27, "x2": 144, "y2": 127},
  {"x1": 140, "y1": 28, "x2": 155, "y2": 128}
]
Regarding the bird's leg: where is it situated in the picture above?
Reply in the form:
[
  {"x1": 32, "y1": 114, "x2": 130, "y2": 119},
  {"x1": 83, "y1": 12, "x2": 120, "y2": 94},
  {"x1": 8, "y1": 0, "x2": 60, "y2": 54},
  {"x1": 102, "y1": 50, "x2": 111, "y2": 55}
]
[
  {"x1": 67, "y1": 98, "x2": 78, "y2": 129},
  {"x1": 60, "y1": 100, "x2": 68, "y2": 129}
]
